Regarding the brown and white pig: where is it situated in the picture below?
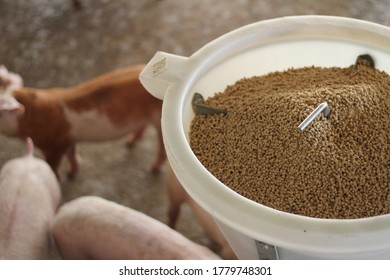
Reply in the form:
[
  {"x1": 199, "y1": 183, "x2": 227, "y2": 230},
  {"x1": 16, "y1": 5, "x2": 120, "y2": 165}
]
[
  {"x1": 0, "y1": 138, "x2": 61, "y2": 259},
  {"x1": 167, "y1": 166, "x2": 237, "y2": 259},
  {"x1": 0, "y1": 64, "x2": 165, "y2": 178},
  {"x1": 52, "y1": 196, "x2": 220, "y2": 260}
]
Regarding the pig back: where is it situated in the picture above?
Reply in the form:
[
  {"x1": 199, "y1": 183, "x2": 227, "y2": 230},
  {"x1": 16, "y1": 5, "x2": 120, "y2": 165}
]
[
  {"x1": 53, "y1": 196, "x2": 220, "y2": 260},
  {"x1": 0, "y1": 155, "x2": 61, "y2": 259}
]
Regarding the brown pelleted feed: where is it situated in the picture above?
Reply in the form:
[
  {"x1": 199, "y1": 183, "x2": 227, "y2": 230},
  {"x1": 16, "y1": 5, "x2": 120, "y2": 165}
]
[{"x1": 189, "y1": 63, "x2": 390, "y2": 219}]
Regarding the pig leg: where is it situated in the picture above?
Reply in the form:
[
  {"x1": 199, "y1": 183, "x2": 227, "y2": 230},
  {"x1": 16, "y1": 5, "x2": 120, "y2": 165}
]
[
  {"x1": 126, "y1": 122, "x2": 166, "y2": 173},
  {"x1": 151, "y1": 122, "x2": 166, "y2": 173},
  {"x1": 125, "y1": 126, "x2": 146, "y2": 147},
  {"x1": 167, "y1": 167, "x2": 186, "y2": 228},
  {"x1": 168, "y1": 203, "x2": 181, "y2": 229},
  {"x1": 65, "y1": 143, "x2": 80, "y2": 179},
  {"x1": 43, "y1": 147, "x2": 67, "y2": 179}
]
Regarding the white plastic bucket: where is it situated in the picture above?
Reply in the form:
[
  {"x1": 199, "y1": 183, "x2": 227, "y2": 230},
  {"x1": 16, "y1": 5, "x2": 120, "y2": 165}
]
[{"x1": 140, "y1": 16, "x2": 390, "y2": 259}]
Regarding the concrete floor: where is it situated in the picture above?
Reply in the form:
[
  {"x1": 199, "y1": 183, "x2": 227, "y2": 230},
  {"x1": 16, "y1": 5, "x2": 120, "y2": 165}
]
[{"x1": 0, "y1": 0, "x2": 389, "y2": 259}]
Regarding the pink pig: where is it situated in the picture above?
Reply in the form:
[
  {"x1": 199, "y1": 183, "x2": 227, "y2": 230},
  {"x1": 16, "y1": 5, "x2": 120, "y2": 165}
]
[
  {"x1": 0, "y1": 138, "x2": 61, "y2": 259},
  {"x1": 52, "y1": 196, "x2": 220, "y2": 260}
]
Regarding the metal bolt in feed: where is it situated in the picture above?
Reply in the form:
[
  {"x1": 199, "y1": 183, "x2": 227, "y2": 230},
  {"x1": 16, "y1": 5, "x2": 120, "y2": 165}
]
[
  {"x1": 297, "y1": 102, "x2": 331, "y2": 132},
  {"x1": 192, "y1": 93, "x2": 227, "y2": 116},
  {"x1": 355, "y1": 54, "x2": 375, "y2": 68}
]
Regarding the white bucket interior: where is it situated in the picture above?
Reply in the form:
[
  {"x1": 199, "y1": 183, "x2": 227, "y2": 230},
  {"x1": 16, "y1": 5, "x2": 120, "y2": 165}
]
[{"x1": 140, "y1": 16, "x2": 390, "y2": 259}]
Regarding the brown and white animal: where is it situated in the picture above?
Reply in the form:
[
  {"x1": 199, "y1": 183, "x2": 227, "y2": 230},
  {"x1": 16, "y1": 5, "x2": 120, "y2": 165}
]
[
  {"x1": 52, "y1": 196, "x2": 220, "y2": 260},
  {"x1": 167, "y1": 166, "x2": 237, "y2": 259},
  {"x1": 0, "y1": 64, "x2": 165, "y2": 178},
  {"x1": 0, "y1": 138, "x2": 61, "y2": 259}
]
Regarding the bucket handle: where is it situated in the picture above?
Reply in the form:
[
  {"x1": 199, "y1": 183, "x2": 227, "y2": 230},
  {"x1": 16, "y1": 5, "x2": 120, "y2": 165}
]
[{"x1": 139, "y1": 51, "x2": 189, "y2": 100}]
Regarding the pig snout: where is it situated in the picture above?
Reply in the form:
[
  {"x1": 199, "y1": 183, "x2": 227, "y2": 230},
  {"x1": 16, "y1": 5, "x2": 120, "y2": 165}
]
[
  {"x1": 53, "y1": 196, "x2": 220, "y2": 260},
  {"x1": 0, "y1": 138, "x2": 61, "y2": 259}
]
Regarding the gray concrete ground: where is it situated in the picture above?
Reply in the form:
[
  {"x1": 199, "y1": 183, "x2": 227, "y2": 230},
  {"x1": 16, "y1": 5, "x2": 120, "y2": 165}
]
[{"x1": 0, "y1": 0, "x2": 389, "y2": 258}]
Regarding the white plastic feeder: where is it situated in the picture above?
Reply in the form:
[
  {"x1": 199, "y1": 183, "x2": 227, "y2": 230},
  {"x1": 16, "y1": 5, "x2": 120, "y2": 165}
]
[{"x1": 139, "y1": 16, "x2": 390, "y2": 259}]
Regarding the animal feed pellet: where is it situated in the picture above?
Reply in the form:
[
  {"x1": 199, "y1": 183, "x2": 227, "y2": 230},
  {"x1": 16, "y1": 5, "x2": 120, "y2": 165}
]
[{"x1": 189, "y1": 63, "x2": 390, "y2": 219}]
